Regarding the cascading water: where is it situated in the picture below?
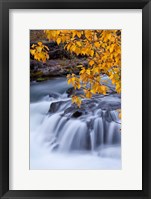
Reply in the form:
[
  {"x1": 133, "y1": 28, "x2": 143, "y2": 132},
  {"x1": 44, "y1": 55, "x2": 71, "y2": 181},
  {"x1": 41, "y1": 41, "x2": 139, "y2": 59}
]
[{"x1": 30, "y1": 77, "x2": 121, "y2": 169}]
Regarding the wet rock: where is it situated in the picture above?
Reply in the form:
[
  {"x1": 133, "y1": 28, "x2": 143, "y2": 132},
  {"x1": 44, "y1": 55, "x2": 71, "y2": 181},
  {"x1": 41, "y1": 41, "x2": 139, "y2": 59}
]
[
  {"x1": 49, "y1": 101, "x2": 70, "y2": 113},
  {"x1": 97, "y1": 101, "x2": 120, "y2": 111},
  {"x1": 49, "y1": 92, "x2": 60, "y2": 99},
  {"x1": 86, "y1": 119, "x2": 94, "y2": 130},
  {"x1": 104, "y1": 111, "x2": 113, "y2": 122},
  {"x1": 30, "y1": 60, "x2": 43, "y2": 69},
  {"x1": 36, "y1": 77, "x2": 47, "y2": 82},
  {"x1": 63, "y1": 106, "x2": 76, "y2": 115},
  {"x1": 63, "y1": 105, "x2": 88, "y2": 118},
  {"x1": 66, "y1": 87, "x2": 84, "y2": 97},
  {"x1": 66, "y1": 87, "x2": 74, "y2": 96},
  {"x1": 72, "y1": 111, "x2": 83, "y2": 118}
]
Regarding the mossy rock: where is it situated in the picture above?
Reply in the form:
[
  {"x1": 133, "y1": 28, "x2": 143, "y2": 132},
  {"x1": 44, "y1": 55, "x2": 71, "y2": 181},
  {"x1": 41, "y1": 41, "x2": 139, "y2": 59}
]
[{"x1": 36, "y1": 77, "x2": 47, "y2": 82}]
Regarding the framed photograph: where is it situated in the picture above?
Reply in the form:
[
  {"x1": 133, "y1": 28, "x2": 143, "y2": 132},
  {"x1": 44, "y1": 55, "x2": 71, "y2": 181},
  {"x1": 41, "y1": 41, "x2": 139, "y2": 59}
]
[{"x1": 0, "y1": 0, "x2": 150, "y2": 198}]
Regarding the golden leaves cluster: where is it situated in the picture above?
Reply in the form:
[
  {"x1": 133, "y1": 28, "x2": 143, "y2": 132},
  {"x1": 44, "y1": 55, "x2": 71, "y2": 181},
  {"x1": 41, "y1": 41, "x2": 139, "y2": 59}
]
[
  {"x1": 71, "y1": 95, "x2": 82, "y2": 108},
  {"x1": 30, "y1": 42, "x2": 49, "y2": 62}
]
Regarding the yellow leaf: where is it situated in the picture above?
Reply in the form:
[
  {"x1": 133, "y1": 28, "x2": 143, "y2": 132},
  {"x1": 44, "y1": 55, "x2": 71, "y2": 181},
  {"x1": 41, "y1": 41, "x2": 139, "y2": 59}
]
[
  {"x1": 72, "y1": 31, "x2": 77, "y2": 38},
  {"x1": 107, "y1": 33, "x2": 111, "y2": 40},
  {"x1": 30, "y1": 49, "x2": 35, "y2": 55},
  {"x1": 72, "y1": 96, "x2": 82, "y2": 108},
  {"x1": 31, "y1": 44, "x2": 36, "y2": 48},
  {"x1": 94, "y1": 42, "x2": 100, "y2": 48},
  {"x1": 112, "y1": 79, "x2": 116, "y2": 84},
  {"x1": 76, "y1": 41, "x2": 82, "y2": 47},
  {"x1": 91, "y1": 88, "x2": 96, "y2": 94},
  {"x1": 37, "y1": 46, "x2": 42, "y2": 52},
  {"x1": 75, "y1": 47, "x2": 81, "y2": 55},
  {"x1": 77, "y1": 32, "x2": 81, "y2": 38},
  {"x1": 89, "y1": 60, "x2": 94, "y2": 66},
  {"x1": 86, "y1": 69, "x2": 91, "y2": 75},
  {"x1": 109, "y1": 44, "x2": 114, "y2": 53},
  {"x1": 90, "y1": 50, "x2": 94, "y2": 57},
  {"x1": 92, "y1": 67, "x2": 100, "y2": 74},
  {"x1": 38, "y1": 42, "x2": 42, "y2": 46},
  {"x1": 70, "y1": 45, "x2": 76, "y2": 52},
  {"x1": 80, "y1": 67, "x2": 86, "y2": 74},
  {"x1": 67, "y1": 43, "x2": 72, "y2": 51},
  {"x1": 67, "y1": 79, "x2": 72, "y2": 84},
  {"x1": 119, "y1": 112, "x2": 121, "y2": 119},
  {"x1": 57, "y1": 38, "x2": 61, "y2": 45},
  {"x1": 85, "y1": 31, "x2": 91, "y2": 40},
  {"x1": 101, "y1": 85, "x2": 107, "y2": 95},
  {"x1": 94, "y1": 34, "x2": 98, "y2": 41},
  {"x1": 85, "y1": 90, "x2": 92, "y2": 98}
]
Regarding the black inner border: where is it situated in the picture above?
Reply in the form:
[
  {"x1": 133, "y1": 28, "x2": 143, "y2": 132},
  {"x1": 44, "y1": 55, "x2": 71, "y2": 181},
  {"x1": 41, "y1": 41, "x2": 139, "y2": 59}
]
[{"x1": 0, "y1": 0, "x2": 150, "y2": 198}]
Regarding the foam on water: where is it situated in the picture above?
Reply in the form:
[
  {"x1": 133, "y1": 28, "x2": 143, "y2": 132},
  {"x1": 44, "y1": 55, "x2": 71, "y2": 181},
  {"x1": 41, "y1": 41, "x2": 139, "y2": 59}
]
[{"x1": 30, "y1": 78, "x2": 121, "y2": 170}]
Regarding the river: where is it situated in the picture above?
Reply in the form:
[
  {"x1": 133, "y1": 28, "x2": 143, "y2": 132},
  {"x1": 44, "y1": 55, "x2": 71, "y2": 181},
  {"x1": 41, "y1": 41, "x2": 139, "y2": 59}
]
[{"x1": 30, "y1": 77, "x2": 121, "y2": 169}]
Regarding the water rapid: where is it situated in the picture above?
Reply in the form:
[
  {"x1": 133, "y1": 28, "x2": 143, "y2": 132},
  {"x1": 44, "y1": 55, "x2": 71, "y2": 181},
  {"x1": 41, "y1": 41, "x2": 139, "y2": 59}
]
[{"x1": 30, "y1": 77, "x2": 121, "y2": 169}]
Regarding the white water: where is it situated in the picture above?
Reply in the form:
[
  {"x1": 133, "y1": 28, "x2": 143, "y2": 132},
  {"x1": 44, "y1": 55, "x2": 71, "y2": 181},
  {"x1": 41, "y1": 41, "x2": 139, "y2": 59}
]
[{"x1": 30, "y1": 77, "x2": 121, "y2": 170}]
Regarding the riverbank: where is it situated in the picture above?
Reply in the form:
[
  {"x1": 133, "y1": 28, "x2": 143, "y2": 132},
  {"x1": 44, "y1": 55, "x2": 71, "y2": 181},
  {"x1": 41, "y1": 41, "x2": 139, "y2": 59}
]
[
  {"x1": 30, "y1": 57, "x2": 87, "y2": 82},
  {"x1": 30, "y1": 35, "x2": 88, "y2": 82}
]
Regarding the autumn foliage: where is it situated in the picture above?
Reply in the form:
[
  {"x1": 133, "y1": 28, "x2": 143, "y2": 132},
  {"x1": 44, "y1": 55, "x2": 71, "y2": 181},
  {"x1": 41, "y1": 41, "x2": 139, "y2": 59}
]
[
  {"x1": 30, "y1": 41, "x2": 49, "y2": 62},
  {"x1": 30, "y1": 30, "x2": 121, "y2": 108}
]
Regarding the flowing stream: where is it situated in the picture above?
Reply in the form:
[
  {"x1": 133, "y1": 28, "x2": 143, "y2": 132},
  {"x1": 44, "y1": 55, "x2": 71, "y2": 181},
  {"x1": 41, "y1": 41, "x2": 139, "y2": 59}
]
[{"x1": 30, "y1": 77, "x2": 121, "y2": 169}]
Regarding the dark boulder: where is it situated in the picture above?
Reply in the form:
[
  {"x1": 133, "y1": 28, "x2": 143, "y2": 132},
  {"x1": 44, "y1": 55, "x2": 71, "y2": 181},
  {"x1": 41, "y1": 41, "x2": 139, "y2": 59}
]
[
  {"x1": 49, "y1": 100, "x2": 70, "y2": 113},
  {"x1": 66, "y1": 87, "x2": 74, "y2": 96},
  {"x1": 48, "y1": 48, "x2": 71, "y2": 59},
  {"x1": 72, "y1": 111, "x2": 83, "y2": 118},
  {"x1": 66, "y1": 87, "x2": 84, "y2": 97}
]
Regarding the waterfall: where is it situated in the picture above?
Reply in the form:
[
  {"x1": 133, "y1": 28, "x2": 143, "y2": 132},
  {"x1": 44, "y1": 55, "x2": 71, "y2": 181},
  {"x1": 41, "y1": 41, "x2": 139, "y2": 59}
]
[
  {"x1": 31, "y1": 99, "x2": 121, "y2": 153},
  {"x1": 58, "y1": 120, "x2": 89, "y2": 151},
  {"x1": 30, "y1": 77, "x2": 121, "y2": 169},
  {"x1": 93, "y1": 118, "x2": 104, "y2": 146},
  {"x1": 107, "y1": 121, "x2": 121, "y2": 144}
]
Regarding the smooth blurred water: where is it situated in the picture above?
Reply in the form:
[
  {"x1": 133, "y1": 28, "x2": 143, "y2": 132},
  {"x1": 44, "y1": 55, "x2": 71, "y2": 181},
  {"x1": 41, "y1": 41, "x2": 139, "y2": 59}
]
[{"x1": 30, "y1": 77, "x2": 121, "y2": 170}]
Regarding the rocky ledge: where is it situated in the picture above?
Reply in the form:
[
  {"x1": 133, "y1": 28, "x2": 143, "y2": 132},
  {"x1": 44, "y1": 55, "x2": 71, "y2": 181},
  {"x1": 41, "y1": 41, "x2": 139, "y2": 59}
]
[{"x1": 30, "y1": 41, "x2": 88, "y2": 82}]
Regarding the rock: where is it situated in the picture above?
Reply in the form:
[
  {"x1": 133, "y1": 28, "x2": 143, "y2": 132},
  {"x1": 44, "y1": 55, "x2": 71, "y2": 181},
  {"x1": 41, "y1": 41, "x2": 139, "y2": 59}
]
[
  {"x1": 72, "y1": 111, "x2": 83, "y2": 118},
  {"x1": 63, "y1": 106, "x2": 76, "y2": 115},
  {"x1": 49, "y1": 92, "x2": 60, "y2": 99},
  {"x1": 49, "y1": 100, "x2": 71, "y2": 113},
  {"x1": 86, "y1": 119, "x2": 94, "y2": 130},
  {"x1": 81, "y1": 60, "x2": 88, "y2": 68},
  {"x1": 66, "y1": 87, "x2": 84, "y2": 97},
  {"x1": 66, "y1": 87, "x2": 74, "y2": 96},
  {"x1": 30, "y1": 60, "x2": 44, "y2": 69},
  {"x1": 44, "y1": 41, "x2": 57, "y2": 48},
  {"x1": 36, "y1": 77, "x2": 47, "y2": 82},
  {"x1": 30, "y1": 56, "x2": 89, "y2": 81},
  {"x1": 49, "y1": 101, "x2": 63, "y2": 113},
  {"x1": 45, "y1": 60, "x2": 59, "y2": 67},
  {"x1": 97, "y1": 101, "x2": 120, "y2": 111},
  {"x1": 104, "y1": 111, "x2": 113, "y2": 122},
  {"x1": 49, "y1": 48, "x2": 71, "y2": 59}
]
